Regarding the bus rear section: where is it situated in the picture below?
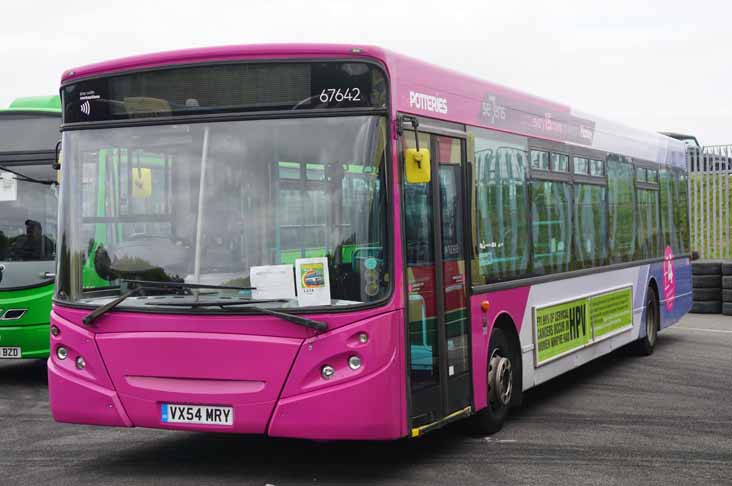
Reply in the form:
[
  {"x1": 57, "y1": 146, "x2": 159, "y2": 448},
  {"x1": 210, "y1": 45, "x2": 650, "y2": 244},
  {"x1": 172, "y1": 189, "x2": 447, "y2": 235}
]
[{"x1": 0, "y1": 96, "x2": 60, "y2": 359}]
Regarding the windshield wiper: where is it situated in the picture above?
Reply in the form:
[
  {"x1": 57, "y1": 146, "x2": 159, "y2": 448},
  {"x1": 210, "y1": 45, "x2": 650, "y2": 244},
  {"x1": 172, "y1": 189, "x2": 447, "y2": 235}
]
[
  {"x1": 144, "y1": 298, "x2": 287, "y2": 307},
  {"x1": 82, "y1": 280, "x2": 255, "y2": 326},
  {"x1": 0, "y1": 165, "x2": 57, "y2": 186},
  {"x1": 243, "y1": 306, "x2": 327, "y2": 332},
  {"x1": 148, "y1": 299, "x2": 328, "y2": 332},
  {"x1": 121, "y1": 279, "x2": 255, "y2": 292}
]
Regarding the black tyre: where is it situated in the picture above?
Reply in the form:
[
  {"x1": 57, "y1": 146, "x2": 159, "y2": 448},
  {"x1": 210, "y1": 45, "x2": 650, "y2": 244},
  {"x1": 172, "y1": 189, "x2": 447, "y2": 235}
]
[
  {"x1": 724, "y1": 303, "x2": 732, "y2": 316},
  {"x1": 692, "y1": 261, "x2": 722, "y2": 275},
  {"x1": 722, "y1": 261, "x2": 732, "y2": 275},
  {"x1": 691, "y1": 301, "x2": 722, "y2": 314},
  {"x1": 693, "y1": 288, "x2": 721, "y2": 301},
  {"x1": 633, "y1": 288, "x2": 659, "y2": 356},
  {"x1": 724, "y1": 276, "x2": 732, "y2": 289},
  {"x1": 472, "y1": 327, "x2": 516, "y2": 434},
  {"x1": 723, "y1": 289, "x2": 732, "y2": 302},
  {"x1": 693, "y1": 275, "x2": 722, "y2": 288}
]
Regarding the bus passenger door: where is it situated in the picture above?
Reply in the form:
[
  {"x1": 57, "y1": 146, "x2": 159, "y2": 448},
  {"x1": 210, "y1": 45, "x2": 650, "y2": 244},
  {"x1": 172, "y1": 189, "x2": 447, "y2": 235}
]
[{"x1": 402, "y1": 125, "x2": 471, "y2": 432}]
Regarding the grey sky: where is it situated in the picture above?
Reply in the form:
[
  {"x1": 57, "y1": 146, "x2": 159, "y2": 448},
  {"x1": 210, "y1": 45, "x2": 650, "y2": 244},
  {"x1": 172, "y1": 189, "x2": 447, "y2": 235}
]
[{"x1": 2, "y1": 0, "x2": 729, "y2": 144}]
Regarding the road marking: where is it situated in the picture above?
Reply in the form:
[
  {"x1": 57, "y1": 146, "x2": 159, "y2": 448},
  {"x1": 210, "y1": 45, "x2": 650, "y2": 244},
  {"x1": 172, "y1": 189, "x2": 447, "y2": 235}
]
[{"x1": 675, "y1": 327, "x2": 732, "y2": 334}]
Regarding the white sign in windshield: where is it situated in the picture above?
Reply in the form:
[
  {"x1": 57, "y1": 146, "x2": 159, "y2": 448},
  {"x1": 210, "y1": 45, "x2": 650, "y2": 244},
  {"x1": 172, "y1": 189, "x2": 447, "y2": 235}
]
[
  {"x1": 0, "y1": 172, "x2": 18, "y2": 202},
  {"x1": 250, "y1": 264, "x2": 296, "y2": 300}
]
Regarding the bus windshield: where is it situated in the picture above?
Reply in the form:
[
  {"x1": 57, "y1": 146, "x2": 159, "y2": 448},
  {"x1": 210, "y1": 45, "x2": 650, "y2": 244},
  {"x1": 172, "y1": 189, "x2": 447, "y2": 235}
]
[
  {"x1": 0, "y1": 114, "x2": 59, "y2": 152},
  {"x1": 0, "y1": 114, "x2": 59, "y2": 290},
  {"x1": 56, "y1": 115, "x2": 389, "y2": 310}
]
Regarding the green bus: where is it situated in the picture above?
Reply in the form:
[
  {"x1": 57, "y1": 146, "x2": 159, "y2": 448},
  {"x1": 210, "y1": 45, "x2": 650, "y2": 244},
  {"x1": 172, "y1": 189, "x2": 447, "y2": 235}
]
[{"x1": 0, "y1": 96, "x2": 60, "y2": 359}]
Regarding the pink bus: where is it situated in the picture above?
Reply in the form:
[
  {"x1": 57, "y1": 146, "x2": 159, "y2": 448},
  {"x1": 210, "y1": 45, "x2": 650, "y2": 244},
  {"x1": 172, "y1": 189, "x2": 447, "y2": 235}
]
[{"x1": 49, "y1": 44, "x2": 692, "y2": 439}]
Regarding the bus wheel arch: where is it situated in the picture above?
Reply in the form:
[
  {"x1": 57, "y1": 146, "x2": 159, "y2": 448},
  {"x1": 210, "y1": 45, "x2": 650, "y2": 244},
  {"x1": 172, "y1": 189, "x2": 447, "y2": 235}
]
[
  {"x1": 634, "y1": 279, "x2": 660, "y2": 356},
  {"x1": 472, "y1": 313, "x2": 522, "y2": 434},
  {"x1": 647, "y1": 278, "x2": 660, "y2": 314},
  {"x1": 492, "y1": 313, "x2": 523, "y2": 408}
]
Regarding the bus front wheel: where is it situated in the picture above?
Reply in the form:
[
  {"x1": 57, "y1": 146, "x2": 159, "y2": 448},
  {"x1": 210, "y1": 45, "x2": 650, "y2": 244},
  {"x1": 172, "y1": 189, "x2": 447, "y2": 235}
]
[{"x1": 473, "y1": 327, "x2": 515, "y2": 434}]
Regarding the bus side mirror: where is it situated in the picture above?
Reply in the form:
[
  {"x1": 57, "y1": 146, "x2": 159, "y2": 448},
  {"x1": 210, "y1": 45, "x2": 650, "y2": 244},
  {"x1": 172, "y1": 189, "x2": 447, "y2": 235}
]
[
  {"x1": 405, "y1": 148, "x2": 431, "y2": 184},
  {"x1": 53, "y1": 139, "x2": 62, "y2": 170}
]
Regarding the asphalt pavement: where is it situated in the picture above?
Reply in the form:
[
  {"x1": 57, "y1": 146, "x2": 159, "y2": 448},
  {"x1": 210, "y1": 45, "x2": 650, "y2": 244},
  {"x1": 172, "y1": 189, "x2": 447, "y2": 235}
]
[{"x1": 1, "y1": 314, "x2": 731, "y2": 486}]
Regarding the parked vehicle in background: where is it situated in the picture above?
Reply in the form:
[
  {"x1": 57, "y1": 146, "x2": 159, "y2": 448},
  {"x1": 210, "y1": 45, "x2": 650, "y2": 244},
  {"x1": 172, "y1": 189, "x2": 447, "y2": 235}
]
[
  {"x1": 661, "y1": 132, "x2": 701, "y2": 149},
  {"x1": 0, "y1": 96, "x2": 60, "y2": 359},
  {"x1": 49, "y1": 45, "x2": 692, "y2": 439}
]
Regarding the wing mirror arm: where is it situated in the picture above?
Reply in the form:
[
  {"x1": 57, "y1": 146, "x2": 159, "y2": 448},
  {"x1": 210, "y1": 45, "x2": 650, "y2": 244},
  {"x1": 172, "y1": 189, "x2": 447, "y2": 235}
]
[
  {"x1": 399, "y1": 114, "x2": 421, "y2": 156},
  {"x1": 399, "y1": 115, "x2": 431, "y2": 184},
  {"x1": 53, "y1": 139, "x2": 62, "y2": 170}
]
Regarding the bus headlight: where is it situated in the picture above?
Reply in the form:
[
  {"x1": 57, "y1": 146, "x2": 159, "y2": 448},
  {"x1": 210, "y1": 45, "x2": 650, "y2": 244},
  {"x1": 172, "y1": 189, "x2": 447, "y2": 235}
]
[
  {"x1": 56, "y1": 346, "x2": 68, "y2": 360},
  {"x1": 348, "y1": 355, "x2": 362, "y2": 370},
  {"x1": 75, "y1": 356, "x2": 86, "y2": 370},
  {"x1": 321, "y1": 365, "x2": 335, "y2": 380}
]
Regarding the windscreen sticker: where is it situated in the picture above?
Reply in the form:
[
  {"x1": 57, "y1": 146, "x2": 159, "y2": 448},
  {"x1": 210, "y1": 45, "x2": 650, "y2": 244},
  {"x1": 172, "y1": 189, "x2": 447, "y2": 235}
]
[
  {"x1": 79, "y1": 90, "x2": 100, "y2": 117},
  {"x1": 364, "y1": 257, "x2": 378, "y2": 270},
  {"x1": 0, "y1": 172, "x2": 18, "y2": 202},
  {"x1": 295, "y1": 257, "x2": 330, "y2": 307},
  {"x1": 250, "y1": 264, "x2": 296, "y2": 300},
  {"x1": 534, "y1": 286, "x2": 633, "y2": 365}
]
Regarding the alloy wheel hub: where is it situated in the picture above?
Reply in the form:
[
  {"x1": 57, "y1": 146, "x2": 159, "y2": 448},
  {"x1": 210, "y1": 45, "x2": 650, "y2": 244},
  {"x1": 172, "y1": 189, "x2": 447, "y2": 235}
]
[{"x1": 489, "y1": 354, "x2": 512, "y2": 407}]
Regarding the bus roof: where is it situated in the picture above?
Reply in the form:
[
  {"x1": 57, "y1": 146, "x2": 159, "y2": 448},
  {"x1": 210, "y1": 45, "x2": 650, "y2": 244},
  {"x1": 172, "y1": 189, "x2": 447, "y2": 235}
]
[
  {"x1": 60, "y1": 44, "x2": 686, "y2": 168},
  {"x1": 4, "y1": 95, "x2": 61, "y2": 114}
]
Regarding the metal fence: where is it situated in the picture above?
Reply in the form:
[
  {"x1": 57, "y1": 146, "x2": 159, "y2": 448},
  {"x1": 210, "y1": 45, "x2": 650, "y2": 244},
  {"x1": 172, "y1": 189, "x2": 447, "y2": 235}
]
[{"x1": 689, "y1": 145, "x2": 731, "y2": 259}]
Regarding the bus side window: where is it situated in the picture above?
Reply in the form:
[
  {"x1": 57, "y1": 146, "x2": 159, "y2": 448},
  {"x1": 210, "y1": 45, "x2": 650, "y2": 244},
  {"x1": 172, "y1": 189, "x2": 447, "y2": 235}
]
[
  {"x1": 574, "y1": 183, "x2": 608, "y2": 268},
  {"x1": 470, "y1": 127, "x2": 529, "y2": 284},
  {"x1": 661, "y1": 167, "x2": 674, "y2": 251},
  {"x1": 608, "y1": 155, "x2": 636, "y2": 263},
  {"x1": 531, "y1": 179, "x2": 572, "y2": 275}
]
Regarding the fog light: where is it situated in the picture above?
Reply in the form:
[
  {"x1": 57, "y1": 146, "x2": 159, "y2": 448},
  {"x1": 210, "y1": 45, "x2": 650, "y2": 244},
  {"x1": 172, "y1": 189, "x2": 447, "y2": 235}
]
[
  {"x1": 56, "y1": 346, "x2": 68, "y2": 360},
  {"x1": 358, "y1": 332, "x2": 369, "y2": 344},
  {"x1": 321, "y1": 365, "x2": 335, "y2": 380},
  {"x1": 75, "y1": 356, "x2": 86, "y2": 370},
  {"x1": 50, "y1": 326, "x2": 60, "y2": 337},
  {"x1": 348, "y1": 355, "x2": 362, "y2": 370}
]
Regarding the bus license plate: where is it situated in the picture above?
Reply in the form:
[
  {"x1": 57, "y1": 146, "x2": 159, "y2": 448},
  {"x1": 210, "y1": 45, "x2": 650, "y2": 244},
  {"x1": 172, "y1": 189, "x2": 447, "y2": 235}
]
[
  {"x1": 0, "y1": 347, "x2": 21, "y2": 359},
  {"x1": 161, "y1": 404, "x2": 233, "y2": 426}
]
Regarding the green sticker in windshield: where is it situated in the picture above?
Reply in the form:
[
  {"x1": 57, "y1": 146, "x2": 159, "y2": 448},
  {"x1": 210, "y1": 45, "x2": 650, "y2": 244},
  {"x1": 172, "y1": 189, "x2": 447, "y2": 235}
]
[{"x1": 365, "y1": 257, "x2": 377, "y2": 270}]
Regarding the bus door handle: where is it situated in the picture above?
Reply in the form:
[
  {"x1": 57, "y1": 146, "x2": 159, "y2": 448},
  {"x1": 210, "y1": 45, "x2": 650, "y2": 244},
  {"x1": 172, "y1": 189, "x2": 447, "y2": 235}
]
[{"x1": 41, "y1": 272, "x2": 56, "y2": 279}]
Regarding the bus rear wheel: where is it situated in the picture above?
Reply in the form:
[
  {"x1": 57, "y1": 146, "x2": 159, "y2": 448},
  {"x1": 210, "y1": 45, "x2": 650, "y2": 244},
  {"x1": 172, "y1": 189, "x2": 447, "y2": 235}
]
[
  {"x1": 473, "y1": 327, "x2": 515, "y2": 434},
  {"x1": 633, "y1": 288, "x2": 659, "y2": 356}
]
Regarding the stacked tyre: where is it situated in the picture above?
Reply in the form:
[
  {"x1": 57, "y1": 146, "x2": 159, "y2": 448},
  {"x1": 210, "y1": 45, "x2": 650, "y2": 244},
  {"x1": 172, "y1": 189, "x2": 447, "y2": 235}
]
[
  {"x1": 723, "y1": 262, "x2": 732, "y2": 316},
  {"x1": 691, "y1": 261, "x2": 722, "y2": 314}
]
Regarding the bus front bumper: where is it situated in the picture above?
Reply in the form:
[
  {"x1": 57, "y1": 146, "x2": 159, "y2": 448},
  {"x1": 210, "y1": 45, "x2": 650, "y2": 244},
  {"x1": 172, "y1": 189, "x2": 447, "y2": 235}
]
[
  {"x1": 0, "y1": 323, "x2": 49, "y2": 359},
  {"x1": 48, "y1": 309, "x2": 406, "y2": 440}
]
